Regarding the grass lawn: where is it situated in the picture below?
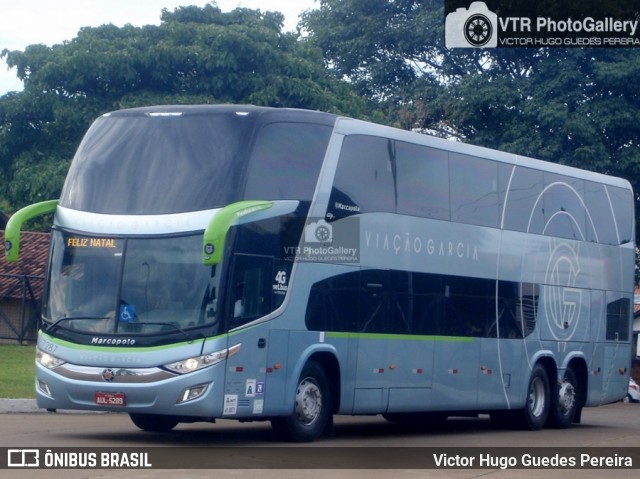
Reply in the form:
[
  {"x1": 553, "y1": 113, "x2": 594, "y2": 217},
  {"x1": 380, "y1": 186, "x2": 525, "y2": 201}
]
[{"x1": 0, "y1": 344, "x2": 36, "y2": 398}]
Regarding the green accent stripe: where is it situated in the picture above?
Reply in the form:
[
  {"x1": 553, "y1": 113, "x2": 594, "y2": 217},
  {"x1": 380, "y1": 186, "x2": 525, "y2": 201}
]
[
  {"x1": 38, "y1": 329, "x2": 472, "y2": 354},
  {"x1": 38, "y1": 331, "x2": 205, "y2": 352},
  {"x1": 202, "y1": 200, "x2": 273, "y2": 265},
  {"x1": 326, "y1": 331, "x2": 474, "y2": 342}
]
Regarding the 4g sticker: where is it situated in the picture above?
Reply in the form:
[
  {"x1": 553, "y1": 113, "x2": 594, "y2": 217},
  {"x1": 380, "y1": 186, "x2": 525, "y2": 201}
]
[{"x1": 273, "y1": 270, "x2": 288, "y2": 295}]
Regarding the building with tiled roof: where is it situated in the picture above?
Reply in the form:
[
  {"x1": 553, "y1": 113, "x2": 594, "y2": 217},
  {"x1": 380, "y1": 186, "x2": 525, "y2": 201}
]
[{"x1": 0, "y1": 230, "x2": 50, "y2": 343}]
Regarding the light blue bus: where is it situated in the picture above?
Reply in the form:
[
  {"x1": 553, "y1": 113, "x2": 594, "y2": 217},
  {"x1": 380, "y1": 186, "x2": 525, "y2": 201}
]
[{"x1": 4, "y1": 105, "x2": 635, "y2": 441}]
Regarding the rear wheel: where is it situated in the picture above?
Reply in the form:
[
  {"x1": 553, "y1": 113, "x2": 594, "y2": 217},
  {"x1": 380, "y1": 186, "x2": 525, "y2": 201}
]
[
  {"x1": 547, "y1": 367, "x2": 579, "y2": 429},
  {"x1": 129, "y1": 413, "x2": 180, "y2": 432},
  {"x1": 518, "y1": 364, "x2": 550, "y2": 430},
  {"x1": 271, "y1": 361, "x2": 331, "y2": 442}
]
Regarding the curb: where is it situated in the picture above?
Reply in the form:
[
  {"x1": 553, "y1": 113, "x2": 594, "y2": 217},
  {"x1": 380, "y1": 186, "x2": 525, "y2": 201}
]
[
  {"x1": 0, "y1": 399, "x2": 41, "y2": 413},
  {"x1": 0, "y1": 399, "x2": 103, "y2": 414}
]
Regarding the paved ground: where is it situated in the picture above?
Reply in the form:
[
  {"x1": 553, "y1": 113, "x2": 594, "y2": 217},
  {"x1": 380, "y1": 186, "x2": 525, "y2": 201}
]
[
  {"x1": 1, "y1": 401, "x2": 638, "y2": 479},
  {"x1": 0, "y1": 399, "x2": 100, "y2": 413},
  {"x1": 0, "y1": 399, "x2": 40, "y2": 413}
]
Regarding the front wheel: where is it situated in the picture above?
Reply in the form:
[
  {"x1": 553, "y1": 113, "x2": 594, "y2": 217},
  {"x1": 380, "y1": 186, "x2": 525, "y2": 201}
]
[
  {"x1": 271, "y1": 361, "x2": 331, "y2": 442},
  {"x1": 129, "y1": 413, "x2": 180, "y2": 432},
  {"x1": 547, "y1": 367, "x2": 579, "y2": 429}
]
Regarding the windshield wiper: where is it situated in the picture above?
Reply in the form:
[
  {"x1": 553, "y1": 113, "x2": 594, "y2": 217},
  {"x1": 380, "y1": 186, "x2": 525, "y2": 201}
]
[
  {"x1": 44, "y1": 316, "x2": 110, "y2": 335},
  {"x1": 132, "y1": 322, "x2": 201, "y2": 342}
]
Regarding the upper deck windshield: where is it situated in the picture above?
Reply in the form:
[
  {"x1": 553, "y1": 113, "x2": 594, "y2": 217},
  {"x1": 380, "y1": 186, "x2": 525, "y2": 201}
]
[{"x1": 59, "y1": 106, "x2": 334, "y2": 214}]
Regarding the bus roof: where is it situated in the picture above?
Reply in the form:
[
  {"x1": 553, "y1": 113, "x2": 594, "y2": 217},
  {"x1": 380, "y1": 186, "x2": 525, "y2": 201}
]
[
  {"x1": 101, "y1": 105, "x2": 631, "y2": 191},
  {"x1": 102, "y1": 104, "x2": 338, "y2": 126}
]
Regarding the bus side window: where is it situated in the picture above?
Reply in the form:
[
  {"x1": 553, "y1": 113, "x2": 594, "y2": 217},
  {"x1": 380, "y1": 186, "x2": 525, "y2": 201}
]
[
  {"x1": 327, "y1": 135, "x2": 395, "y2": 221},
  {"x1": 542, "y1": 173, "x2": 586, "y2": 241},
  {"x1": 606, "y1": 296, "x2": 630, "y2": 342},
  {"x1": 607, "y1": 186, "x2": 634, "y2": 245},
  {"x1": 501, "y1": 166, "x2": 544, "y2": 234},
  {"x1": 305, "y1": 271, "x2": 360, "y2": 332},
  {"x1": 245, "y1": 122, "x2": 332, "y2": 201},
  {"x1": 359, "y1": 270, "x2": 389, "y2": 333},
  {"x1": 228, "y1": 254, "x2": 274, "y2": 327},
  {"x1": 449, "y1": 153, "x2": 500, "y2": 228},
  {"x1": 395, "y1": 142, "x2": 450, "y2": 220},
  {"x1": 584, "y1": 181, "x2": 619, "y2": 245}
]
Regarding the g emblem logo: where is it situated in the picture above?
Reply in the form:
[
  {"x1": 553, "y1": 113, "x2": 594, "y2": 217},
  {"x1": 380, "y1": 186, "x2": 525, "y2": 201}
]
[{"x1": 544, "y1": 242, "x2": 582, "y2": 341}]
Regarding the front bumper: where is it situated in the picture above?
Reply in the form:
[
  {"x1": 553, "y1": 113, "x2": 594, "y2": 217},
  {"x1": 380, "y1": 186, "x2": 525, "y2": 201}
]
[{"x1": 35, "y1": 361, "x2": 225, "y2": 417}]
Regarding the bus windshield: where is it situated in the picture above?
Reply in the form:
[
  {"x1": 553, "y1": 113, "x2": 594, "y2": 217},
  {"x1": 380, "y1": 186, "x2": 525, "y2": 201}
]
[
  {"x1": 43, "y1": 231, "x2": 220, "y2": 337},
  {"x1": 59, "y1": 107, "x2": 333, "y2": 215}
]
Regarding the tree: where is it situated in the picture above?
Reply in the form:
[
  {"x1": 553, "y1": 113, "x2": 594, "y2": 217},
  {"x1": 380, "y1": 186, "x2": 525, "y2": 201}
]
[
  {"x1": 303, "y1": 0, "x2": 640, "y2": 238},
  {"x1": 0, "y1": 4, "x2": 371, "y2": 216}
]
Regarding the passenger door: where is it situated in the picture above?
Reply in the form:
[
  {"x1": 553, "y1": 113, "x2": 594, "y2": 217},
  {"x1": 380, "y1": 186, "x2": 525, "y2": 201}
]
[{"x1": 222, "y1": 254, "x2": 291, "y2": 418}]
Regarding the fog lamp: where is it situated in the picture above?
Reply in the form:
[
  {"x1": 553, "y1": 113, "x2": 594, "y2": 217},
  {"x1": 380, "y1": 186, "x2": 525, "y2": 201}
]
[
  {"x1": 178, "y1": 384, "x2": 208, "y2": 404},
  {"x1": 37, "y1": 379, "x2": 53, "y2": 397}
]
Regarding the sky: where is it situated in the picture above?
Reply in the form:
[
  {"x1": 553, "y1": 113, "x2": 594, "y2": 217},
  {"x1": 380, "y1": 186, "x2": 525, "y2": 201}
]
[{"x1": 0, "y1": 0, "x2": 318, "y2": 95}]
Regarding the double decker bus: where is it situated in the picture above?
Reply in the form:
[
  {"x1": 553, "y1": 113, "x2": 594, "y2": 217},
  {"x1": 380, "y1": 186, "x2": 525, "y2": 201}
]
[{"x1": 4, "y1": 105, "x2": 634, "y2": 442}]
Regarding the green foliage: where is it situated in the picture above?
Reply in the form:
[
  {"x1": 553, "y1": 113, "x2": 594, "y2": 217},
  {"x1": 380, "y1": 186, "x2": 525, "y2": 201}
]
[
  {"x1": 303, "y1": 1, "x2": 640, "y2": 241},
  {"x1": 0, "y1": 4, "x2": 371, "y2": 218},
  {"x1": 0, "y1": 345, "x2": 35, "y2": 398},
  {"x1": 1, "y1": 1, "x2": 639, "y2": 244}
]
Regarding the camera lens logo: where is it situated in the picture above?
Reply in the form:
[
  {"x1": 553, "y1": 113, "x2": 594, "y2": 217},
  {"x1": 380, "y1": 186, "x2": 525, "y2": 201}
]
[
  {"x1": 445, "y1": 2, "x2": 498, "y2": 48},
  {"x1": 464, "y1": 12, "x2": 493, "y2": 46},
  {"x1": 305, "y1": 219, "x2": 333, "y2": 243}
]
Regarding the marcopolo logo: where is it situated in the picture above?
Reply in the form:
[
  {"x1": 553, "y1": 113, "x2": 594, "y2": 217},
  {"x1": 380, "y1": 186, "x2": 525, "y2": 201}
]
[{"x1": 446, "y1": 2, "x2": 498, "y2": 48}]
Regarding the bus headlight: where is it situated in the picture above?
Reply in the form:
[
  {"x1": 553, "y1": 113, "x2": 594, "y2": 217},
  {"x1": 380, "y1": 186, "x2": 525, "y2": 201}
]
[
  {"x1": 163, "y1": 343, "x2": 240, "y2": 374},
  {"x1": 36, "y1": 349, "x2": 66, "y2": 369}
]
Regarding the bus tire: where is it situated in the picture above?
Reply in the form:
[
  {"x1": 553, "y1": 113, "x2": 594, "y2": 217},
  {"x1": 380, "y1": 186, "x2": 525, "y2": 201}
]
[
  {"x1": 547, "y1": 367, "x2": 578, "y2": 429},
  {"x1": 271, "y1": 361, "x2": 331, "y2": 442},
  {"x1": 518, "y1": 364, "x2": 550, "y2": 430},
  {"x1": 129, "y1": 413, "x2": 179, "y2": 432}
]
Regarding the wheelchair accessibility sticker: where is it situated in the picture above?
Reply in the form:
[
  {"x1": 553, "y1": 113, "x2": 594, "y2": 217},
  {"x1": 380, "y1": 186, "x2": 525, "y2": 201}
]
[{"x1": 119, "y1": 304, "x2": 136, "y2": 323}]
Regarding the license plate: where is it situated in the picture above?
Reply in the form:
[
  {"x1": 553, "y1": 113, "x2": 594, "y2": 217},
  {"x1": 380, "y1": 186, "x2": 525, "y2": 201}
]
[{"x1": 94, "y1": 391, "x2": 126, "y2": 406}]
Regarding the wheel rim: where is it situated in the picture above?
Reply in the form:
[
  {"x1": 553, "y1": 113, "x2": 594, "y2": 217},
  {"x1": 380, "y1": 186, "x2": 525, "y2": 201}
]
[
  {"x1": 557, "y1": 381, "x2": 576, "y2": 416},
  {"x1": 529, "y1": 376, "x2": 546, "y2": 418},
  {"x1": 294, "y1": 377, "x2": 322, "y2": 426}
]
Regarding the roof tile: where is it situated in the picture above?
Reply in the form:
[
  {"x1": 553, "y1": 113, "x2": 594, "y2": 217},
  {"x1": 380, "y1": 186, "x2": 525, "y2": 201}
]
[{"x1": 0, "y1": 231, "x2": 50, "y2": 299}]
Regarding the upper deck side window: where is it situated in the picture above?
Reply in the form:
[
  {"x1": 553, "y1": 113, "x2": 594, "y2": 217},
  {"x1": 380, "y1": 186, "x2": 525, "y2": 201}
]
[
  {"x1": 244, "y1": 122, "x2": 333, "y2": 202},
  {"x1": 327, "y1": 134, "x2": 632, "y2": 246}
]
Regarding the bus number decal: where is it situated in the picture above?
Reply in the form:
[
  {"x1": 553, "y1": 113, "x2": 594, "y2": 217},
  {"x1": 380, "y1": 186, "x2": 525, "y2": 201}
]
[{"x1": 39, "y1": 339, "x2": 58, "y2": 354}]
